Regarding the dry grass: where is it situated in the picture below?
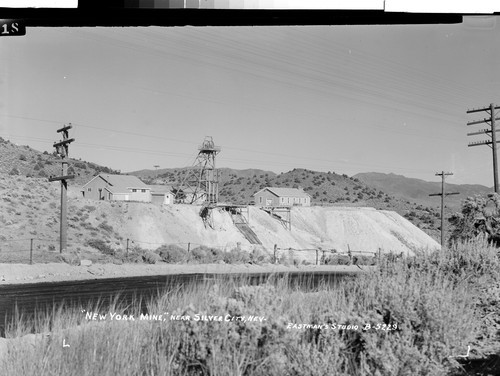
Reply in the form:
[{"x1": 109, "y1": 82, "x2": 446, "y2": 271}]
[{"x1": 3, "y1": 238, "x2": 498, "y2": 375}]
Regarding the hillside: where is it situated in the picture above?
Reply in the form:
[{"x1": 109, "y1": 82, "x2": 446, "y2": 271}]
[
  {"x1": 0, "y1": 136, "x2": 453, "y2": 240},
  {"x1": 354, "y1": 172, "x2": 491, "y2": 213},
  {"x1": 130, "y1": 167, "x2": 442, "y2": 239},
  {"x1": 0, "y1": 137, "x2": 120, "y2": 185},
  {"x1": 133, "y1": 167, "x2": 277, "y2": 181},
  {"x1": 0, "y1": 173, "x2": 439, "y2": 265}
]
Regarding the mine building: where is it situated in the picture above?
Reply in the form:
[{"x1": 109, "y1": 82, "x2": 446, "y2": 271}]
[
  {"x1": 81, "y1": 174, "x2": 151, "y2": 202},
  {"x1": 149, "y1": 185, "x2": 175, "y2": 205},
  {"x1": 253, "y1": 187, "x2": 311, "y2": 207}
]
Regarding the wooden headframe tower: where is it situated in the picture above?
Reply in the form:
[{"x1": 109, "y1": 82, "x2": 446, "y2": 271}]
[{"x1": 176, "y1": 136, "x2": 221, "y2": 205}]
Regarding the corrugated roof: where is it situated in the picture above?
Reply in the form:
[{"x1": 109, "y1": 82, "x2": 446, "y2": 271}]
[
  {"x1": 98, "y1": 174, "x2": 149, "y2": 194},
  {"x1": 255, "y1": 187, "x2": 310, "y2": 198}
]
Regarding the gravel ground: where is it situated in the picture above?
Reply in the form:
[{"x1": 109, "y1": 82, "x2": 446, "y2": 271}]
[{"x1": 0, "y1": 262, "x2": 371, "y2": 285}]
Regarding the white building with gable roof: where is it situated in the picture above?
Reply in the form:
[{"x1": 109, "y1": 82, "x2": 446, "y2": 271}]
[
  {"x1": 81, "y1": 174, "x2": 151, "y2": 202},
  {"x1": 253, "y1": 187, "x2": 311, "y2": 207}
]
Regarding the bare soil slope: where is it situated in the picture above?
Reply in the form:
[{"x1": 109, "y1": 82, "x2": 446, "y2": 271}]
[
  {"x1": 249, "y1": 206, "x2": 440, "y2": 255},
  {"x1": 90, "y1": 204, "x2": 440, "y2": 257}
]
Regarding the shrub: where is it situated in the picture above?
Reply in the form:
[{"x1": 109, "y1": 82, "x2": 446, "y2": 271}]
[
  {"x1": 142, "y1": 250, "x2": 161, "y2": 264},
  {"x1": 86, "y1": 239, "x2": 115, "y2": 255},
  {"x1": 188, "y1": 246, "x2": 225, "y2": 263},
  {"x1": 321, "y1": 254, "x2": 351, "y2": 265},
  {"x1": 19, "y1": 154, "x2": 27, "y2": 161},
  {"x1": 190, "y1": 246, "x2": 209, "y2": 261},
  {"x1": 98, "y1": 221, "x2": 113, "y2": 233},
  {"x1": 250, "y1": 247, "x2": 271, "y2": 264},
  {"x1": 157, "y1": 244, "x2": 187, "y2": 263},
  {"x1": 223, "y1": 247, "x2": 250, "y2": 264},
  {"x1": 57, "y1": 253, "x2": 80, "y2": 265},
  {"x1": 9, "y1": 168, "x2": 19, "y2": 176}
]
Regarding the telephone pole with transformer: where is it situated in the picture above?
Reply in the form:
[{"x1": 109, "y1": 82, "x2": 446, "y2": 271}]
[{"x1": 48, "y1": 124, "x2": 75, "y2": 253}]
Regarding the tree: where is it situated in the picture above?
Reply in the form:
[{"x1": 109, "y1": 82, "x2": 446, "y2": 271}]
[{"x1": 449, "y1": 193, "x2": 500, "y2": 246}]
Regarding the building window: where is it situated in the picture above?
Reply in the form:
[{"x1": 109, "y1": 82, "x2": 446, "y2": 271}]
[
  {"x1": 259, "y1": 197, "x2": 262, "y2": 203},
  {"x1": 87, "y1": 188, "x2": 91, "y2": 192},
  {"x1": 132, "y1": 189, "x2": 137, "y2": 192},
  {"x1": 141, "y1": 189, "x2": 146, "y2": 193}
]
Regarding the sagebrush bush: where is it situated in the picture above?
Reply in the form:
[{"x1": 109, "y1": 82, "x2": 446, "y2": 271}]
[
  {"x1": 142, "y1": 250, "x2": 161, "y2": 264},
  {"x1": 190, "y1": 246, "x2": 209, "y2": 261},
  {"x1": 189, "y1": 246, "x2": 224, "y2": 263},
  {"x1": 98, "y1": 221, "x2": 114, "y2": 233},
  {"x1": 157, "y1": 244, "x2": 188, "y2": 263},
  {"x1": 222, "y1": 247, "x2": 250, "y2": 264},
  {"x1": 86, "y1": 239, "x2": 115, "y2": 255},
  {"x1": 250, "y1": 247, "x2": 271, "y2": 264}
]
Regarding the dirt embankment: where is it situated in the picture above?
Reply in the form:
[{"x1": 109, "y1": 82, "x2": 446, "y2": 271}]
[{"x1": 113, "y1": 204, "x2": 440, "y2": 257}]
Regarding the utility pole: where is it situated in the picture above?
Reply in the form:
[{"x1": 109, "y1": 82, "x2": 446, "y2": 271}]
[
  {"x1": 48, "y1": 124, "x2": 75, "y2": 253},
  {"x1": 429, "y1": 171, "x2": 459, "y2": 248},
  {"x1": 467, "y1": 103, "x2": 500, "y2": 193}
]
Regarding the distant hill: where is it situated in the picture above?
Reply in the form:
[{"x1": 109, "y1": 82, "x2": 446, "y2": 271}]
[
  {"x1": 131, "y1": 167, "x2": 277, "y2": 181},
  {"x1": 354, "y1": 172, "x2": 491, "y2": 213},
  {"x1": 0, "y1": 136, "x2": 120, "y2": 185}
]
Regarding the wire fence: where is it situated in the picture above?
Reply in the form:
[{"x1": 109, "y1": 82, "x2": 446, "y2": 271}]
[
  {"x1": 0, "y1": 237, "x2": 387, "y2": 266},
  {"x1": 0, "y1": 237, "x2": 62, "y2": 264}
]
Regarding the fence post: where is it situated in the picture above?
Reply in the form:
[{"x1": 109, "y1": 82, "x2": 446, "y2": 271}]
[
  {"x1": 274, "y1": 244, "x2": 277, "y2": 264},
  {"x1": 316, "y1": 249, "x2": 319, "y2": 265},
  {"x1": 126, "y1": 238, "x2": 129, "y2": 257},
  {"x1": 187, "y1": 242, "x2": 191, "y2": 254},
  {"x1": 30, "y1": 238, "x2": 33, "y2": 265}
]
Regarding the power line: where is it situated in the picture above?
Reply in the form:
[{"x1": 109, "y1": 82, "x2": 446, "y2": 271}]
[
  {"x1": 1, "y1": 111, "x2": 460, "y2": 174},
  {"x1": 2, "y1": 132, "x2": 434, "y2": 175},
  {"x1": 54, "y1": 28, "x2": 478, "y2": 127}
]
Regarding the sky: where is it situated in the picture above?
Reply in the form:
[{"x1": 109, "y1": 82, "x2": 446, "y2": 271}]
[{"x1": 1, "y1": 16, "x2": 500, "y2": 186}]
